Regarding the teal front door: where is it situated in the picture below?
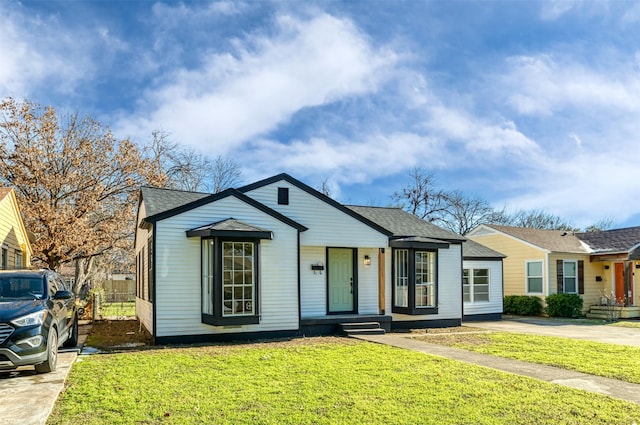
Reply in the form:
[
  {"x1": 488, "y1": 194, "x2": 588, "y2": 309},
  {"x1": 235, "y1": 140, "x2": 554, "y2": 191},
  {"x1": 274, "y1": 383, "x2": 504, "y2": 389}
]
[{"x1": 328, "y1": 248, "x2": 355, "y2": 313}]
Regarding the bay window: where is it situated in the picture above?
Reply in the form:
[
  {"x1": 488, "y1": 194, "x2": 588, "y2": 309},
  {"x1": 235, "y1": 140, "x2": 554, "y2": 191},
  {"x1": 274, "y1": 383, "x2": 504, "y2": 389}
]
[{"x1": 201, "y1": 238, "x2": 260, "y2": 326}]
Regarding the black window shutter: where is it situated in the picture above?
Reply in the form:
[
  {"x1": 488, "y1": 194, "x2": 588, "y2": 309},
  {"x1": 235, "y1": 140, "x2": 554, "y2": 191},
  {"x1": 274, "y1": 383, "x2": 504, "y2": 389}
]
[
  {"x1": 556, "y1": 260, "x2": 564, "y2": 293},
  {"x1": 578, "y1": 260, "x2": 584, "y2": 294}
]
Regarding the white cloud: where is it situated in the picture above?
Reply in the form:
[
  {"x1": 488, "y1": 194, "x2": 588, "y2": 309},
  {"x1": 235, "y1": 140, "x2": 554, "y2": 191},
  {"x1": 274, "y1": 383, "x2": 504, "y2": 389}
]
[
  {"x1": 238, "y1": 132, "x2": 444, "y2": 192},
  {"x1": 622, "y1": 3, "x2": 640, "y2": 24},
  {"x1": 501, "y1": 150, "x2": 640, "y2": 227},
  {"x1": 425, "y1": 104, "x2": 539, "y2": 157},
  {"x1": 504, "y1": 55, "x2": 640, "y2": 116},
  {"x1": 116, "y1": 12, "x2": 398, "y2": 152},
  {"x1": 0, "y1": 3, "x2": 100, "y2": 104},
  {"x1": 539, "y1": 1, "x2": 582, "y2": 20}
]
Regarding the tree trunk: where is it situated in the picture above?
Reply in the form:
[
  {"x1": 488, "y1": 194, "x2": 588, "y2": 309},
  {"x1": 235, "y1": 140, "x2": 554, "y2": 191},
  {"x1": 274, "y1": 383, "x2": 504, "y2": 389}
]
[{"x1": 73, "y1": 257, "x2": 96, "y2": 295}]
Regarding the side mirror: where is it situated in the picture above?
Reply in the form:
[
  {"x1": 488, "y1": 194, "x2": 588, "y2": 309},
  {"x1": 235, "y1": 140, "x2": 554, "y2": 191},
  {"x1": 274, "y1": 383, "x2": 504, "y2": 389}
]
[{"x1": 53, "y1": 290, "x2": 74, "y2": 300}]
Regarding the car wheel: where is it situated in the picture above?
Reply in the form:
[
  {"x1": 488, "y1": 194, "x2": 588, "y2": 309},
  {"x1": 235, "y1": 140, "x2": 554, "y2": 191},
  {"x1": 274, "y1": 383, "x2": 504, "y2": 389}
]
[
  {"x1": 35, "y1": 329, "x2": 58, "y2": 374},
  {"x1": 64, "y1": 314, "x2": 79, "y2": 348}
]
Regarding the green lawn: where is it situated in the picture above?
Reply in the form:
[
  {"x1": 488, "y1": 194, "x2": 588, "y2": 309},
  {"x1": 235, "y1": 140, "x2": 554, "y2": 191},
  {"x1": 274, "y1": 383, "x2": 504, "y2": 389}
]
[
  {"x1": 610, "y1": 320, "x2": 640, "y2": 329},
  {"x1": 49, "y1": 338, "x2": 640, "y2": 425},
  {"x1": 415, "y1": 331, "x2": 640, "y2": 383},
  {"x1": 100, "y1": 301, "x2": 136, "y2": 317}
]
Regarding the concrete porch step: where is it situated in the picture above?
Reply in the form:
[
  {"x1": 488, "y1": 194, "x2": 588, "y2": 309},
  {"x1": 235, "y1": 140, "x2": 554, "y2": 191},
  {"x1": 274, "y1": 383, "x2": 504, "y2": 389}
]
[
  {"x1": 340, "y1": 322, "x2": 383, "y2": 331},
  {"x1": 585, "y1": 312, "x2": 611, "y2": 320},
  {"x1": 343, "y1": 328, "x2": 386, "y2": 336},
  {"x1": 339, "y1": 321, "x2": 385, "y2": 336}
]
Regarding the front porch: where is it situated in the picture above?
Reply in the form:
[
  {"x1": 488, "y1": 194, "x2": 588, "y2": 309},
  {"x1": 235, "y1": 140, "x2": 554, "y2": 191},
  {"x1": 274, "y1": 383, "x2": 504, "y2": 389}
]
[
  {"x1": 586, "y1": 305, "x2": 640, "y2": 320},
  {"x1": 300, "y1": 314, "x2": 392, "y2": 336}
]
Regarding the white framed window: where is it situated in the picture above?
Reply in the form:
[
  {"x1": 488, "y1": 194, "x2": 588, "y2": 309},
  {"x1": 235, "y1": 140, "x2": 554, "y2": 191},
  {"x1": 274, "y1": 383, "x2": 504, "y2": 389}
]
[
  {"x1": 563, "y1": 260, "x2": 577, "y2": 294},
  {"x1": 392, "y1": 248, "x2": 438, "y2": 314},
  {"x1": 394, "y1": 249, "x2": 408, "y2": 308},
  {"x1": 202, "y1": 239, "x2": 214, "y2": 315},
  {"x1": 526, "y1": 261, "x2": 543, "y2": 293},
  {"x1": 222, "y1": 241, "x2": 255, "y2": 317},
  {"x1": 201, "y1": 238, "x2": 260, "y2": 326},
  {"x1": 415, "y1": 251, "x2": 436, "y2": 308},
  {"x1": 463, "y1": 268, "x2": 490, "y2": 303}
]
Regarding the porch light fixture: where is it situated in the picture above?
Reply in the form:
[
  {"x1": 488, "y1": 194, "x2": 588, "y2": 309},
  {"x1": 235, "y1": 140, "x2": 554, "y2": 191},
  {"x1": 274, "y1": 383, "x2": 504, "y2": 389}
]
[
  {"x1": 604, "y1": 265, "x2": 610, "y2": 269},
  {"x1": 363, "y1": 255, "x2": 371, "y2": 266},
  {"x1": 636, "y1": 263, "x2": 640, "y2": 269}
]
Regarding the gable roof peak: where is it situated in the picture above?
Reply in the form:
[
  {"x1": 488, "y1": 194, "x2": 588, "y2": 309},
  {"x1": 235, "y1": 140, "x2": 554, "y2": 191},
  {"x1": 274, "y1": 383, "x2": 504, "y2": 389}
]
[{"x1": 480, "y1": 224, "x2": 587, "y2": 253}]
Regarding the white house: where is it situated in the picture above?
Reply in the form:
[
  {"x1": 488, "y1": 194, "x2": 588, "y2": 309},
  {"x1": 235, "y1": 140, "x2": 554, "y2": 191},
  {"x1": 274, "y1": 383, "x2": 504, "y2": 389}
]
[{"x1": 135, "y1": 174, "x2": 467, "y2": 343}]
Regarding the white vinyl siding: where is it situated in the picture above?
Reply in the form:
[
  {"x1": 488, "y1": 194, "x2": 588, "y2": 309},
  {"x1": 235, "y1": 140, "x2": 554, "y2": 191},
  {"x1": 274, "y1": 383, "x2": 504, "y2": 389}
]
[
  {"x1": 243, "y1": 182, "x2": 389, "y2": 248},
  {"x1": 300, "y1": 246, "x2": 327, "y2": 317},
  {"x1": 153, "y1": 196, "x2": 299, "y2": 337},
  {"x1": 356, "y1": 248, "x2": 379, "y2": 315},
  {"x1": 246, "y1": 179, "x2": 386, "y2": 320},
  {"x1": 462, "y1": 259, "x2": 503, "y2": 317}
]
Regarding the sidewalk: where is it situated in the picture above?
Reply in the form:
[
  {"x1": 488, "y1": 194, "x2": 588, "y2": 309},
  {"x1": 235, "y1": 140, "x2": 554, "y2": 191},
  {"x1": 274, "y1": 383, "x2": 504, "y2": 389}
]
[{"x1": 354, "y1": 333, "x2": 640, "y2": 405}]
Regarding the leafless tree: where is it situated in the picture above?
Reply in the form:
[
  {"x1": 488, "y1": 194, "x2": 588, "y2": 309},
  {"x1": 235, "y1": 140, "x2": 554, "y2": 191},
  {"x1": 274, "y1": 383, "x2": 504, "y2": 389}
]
[
  {"x1": 437, "y1": 190, "x2": 494, "y2": 235},
  {"x1": 391, "y1": 168, "x2": 451, "y2": 221},
  {"x1": 318, "y1": 178, "x2": 332, "y2": 197},
  {"x1": 145, "y1": 130, "x2": 241, "y2": 193},
  {"x1": 210, "y1": 155, "x2": 242, "y2": 193},
  {"x1": 584, "y1": 218, "x2": 616, "y2": 232},
  {"x1": 485, "y1": 208, "x2": 577, "y2": 231}
]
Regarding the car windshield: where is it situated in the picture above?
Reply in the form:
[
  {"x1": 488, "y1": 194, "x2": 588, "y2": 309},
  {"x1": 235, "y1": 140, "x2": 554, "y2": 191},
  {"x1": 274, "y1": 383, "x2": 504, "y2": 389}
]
[{"x1": 0, "y1": 276, "x2": 45, "y2": 300}]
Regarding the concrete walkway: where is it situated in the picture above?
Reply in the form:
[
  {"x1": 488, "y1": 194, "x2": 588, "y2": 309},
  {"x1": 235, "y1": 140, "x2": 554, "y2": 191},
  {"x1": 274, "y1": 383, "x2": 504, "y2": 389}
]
[
  {"x1": 469, "y1": 316, "x2": 640, "y2": 346},
  {"x1": 0, "y1": 323, "x2": 91, "y2": 425},
  {"x1": 354, "y1": 332, "x2": 640, "y2": 405}
]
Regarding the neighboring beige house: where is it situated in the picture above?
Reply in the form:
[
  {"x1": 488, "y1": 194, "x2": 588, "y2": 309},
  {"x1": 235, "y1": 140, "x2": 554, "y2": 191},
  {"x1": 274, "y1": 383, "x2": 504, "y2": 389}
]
[
  {"x1": 575, "y1": 227, "x2": 640, "y2": 307},
  {"x1": 468, "y1": 224, "x2": 640, "y2": 314},
  {"x1": 0, "y1": 188, "x2": 33, "y2": 270},
  {"x1": 466, "y1": 225, "x2": 598, "y2": 313}
]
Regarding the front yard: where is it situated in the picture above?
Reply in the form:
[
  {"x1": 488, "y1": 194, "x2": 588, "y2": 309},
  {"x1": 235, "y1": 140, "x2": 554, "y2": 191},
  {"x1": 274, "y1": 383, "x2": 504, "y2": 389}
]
[{"x1": 48, "y1": 324, "x2": 640, "y2": 425}]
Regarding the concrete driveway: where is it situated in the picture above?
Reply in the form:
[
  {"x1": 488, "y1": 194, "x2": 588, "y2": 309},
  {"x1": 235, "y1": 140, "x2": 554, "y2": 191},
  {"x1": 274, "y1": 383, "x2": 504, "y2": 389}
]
[
  {"x1": 469, "y1": 316, "x2": 640, "y2": 346},
  {"x1": 0, "y1": 323, "x2": 90, "y2": 425}
]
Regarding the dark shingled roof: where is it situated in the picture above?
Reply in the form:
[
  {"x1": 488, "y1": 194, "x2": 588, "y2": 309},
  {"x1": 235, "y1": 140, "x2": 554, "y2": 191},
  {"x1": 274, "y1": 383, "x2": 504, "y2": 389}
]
[
  {"x1": 188, "y1": 218, "x2": 271, "y2": 234},
  {"x1": 576, "y1": 226, "x2": 640, "y2": 254},
  {"x1": 463, "y1": 239, "x2": 505, "y2": 259},
  {"x1": 140, "y1": 186, "x2": 209, "y2": 217},
  {"x1": 345, "y1": 206, "x2": 465, "y2": 242}
]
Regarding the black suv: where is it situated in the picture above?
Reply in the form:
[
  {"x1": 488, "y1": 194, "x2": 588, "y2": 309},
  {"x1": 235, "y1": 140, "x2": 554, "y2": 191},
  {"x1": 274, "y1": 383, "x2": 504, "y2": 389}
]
[{"x1": 0, "y1": 270, "x2": 78, "y2": 373}]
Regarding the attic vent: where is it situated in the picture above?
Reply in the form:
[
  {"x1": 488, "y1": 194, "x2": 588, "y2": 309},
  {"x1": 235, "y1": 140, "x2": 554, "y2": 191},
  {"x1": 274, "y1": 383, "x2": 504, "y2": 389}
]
[{"x1": 278, "y1": 187, "x2": 289, "y2": 205}]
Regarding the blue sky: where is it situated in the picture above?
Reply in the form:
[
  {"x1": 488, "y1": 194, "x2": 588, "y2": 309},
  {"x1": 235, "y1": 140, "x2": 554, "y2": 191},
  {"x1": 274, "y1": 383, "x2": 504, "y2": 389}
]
[{"x1": 2, "y1": 1, "x2": 639, "y2": 229}]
